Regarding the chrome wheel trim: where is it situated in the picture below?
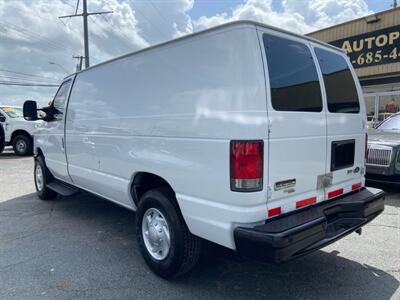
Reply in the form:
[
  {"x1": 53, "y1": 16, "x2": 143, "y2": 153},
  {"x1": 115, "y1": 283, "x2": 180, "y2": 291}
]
[
  {"x1": 142, "y1": 208, "x2": 171, "y2": 261},
  {"x1": 35, "y1": 163, "x2": 44, "y2": 192},
  {"x1": 16, "y1": 139, "x2": 26, "y2": 153}
]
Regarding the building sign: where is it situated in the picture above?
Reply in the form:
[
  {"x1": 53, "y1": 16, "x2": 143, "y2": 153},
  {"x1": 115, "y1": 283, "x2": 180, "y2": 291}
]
[{"x1": 330, "y1": 25, "x2": 400, "y2": 69}]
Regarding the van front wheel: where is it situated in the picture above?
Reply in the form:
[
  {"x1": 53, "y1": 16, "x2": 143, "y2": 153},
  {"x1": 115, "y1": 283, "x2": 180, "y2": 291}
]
[
  {"x1": 13, "y1": 135, "x2": 32, "y2": 156},
  {"x1": 136, "y1": 188, "x2": 201, "y2": 278},
  {"x1": 34, "y1": 156, "x2": 57, "y2": 200}
]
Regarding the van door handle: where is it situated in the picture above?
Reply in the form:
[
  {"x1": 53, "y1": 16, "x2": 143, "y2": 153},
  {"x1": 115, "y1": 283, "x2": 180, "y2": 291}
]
[{"x1": 61, "y1": 137, "x2": 65, "y2": 150}]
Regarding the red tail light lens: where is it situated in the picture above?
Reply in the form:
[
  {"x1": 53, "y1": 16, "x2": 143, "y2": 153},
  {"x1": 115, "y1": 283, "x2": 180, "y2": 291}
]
[{"x1": 230, "y1": 140, "x2": 263, "y2": 192}]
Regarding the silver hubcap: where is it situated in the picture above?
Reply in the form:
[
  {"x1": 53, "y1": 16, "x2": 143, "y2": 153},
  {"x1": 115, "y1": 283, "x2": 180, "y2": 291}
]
[
  {"x1": 35, "y1": 164, "x2": 44, "y2": 191},
  {"x1": 16, "y1": 140, "x2": 26, "y2": 153},
  {"x1": 142, "y1": 208, "x2": 171, "y2": 260}
]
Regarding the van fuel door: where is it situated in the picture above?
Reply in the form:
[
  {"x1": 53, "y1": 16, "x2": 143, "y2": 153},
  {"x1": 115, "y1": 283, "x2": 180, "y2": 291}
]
[{"x1": 317, "y1": 173, "x2": 333, "y2": 189}]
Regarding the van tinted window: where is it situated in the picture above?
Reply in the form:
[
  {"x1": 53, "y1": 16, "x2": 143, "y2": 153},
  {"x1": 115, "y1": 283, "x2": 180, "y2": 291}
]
[
  {"x1": 315, "y1": 48, "x2": 360, "y2": 113},
  {"x1": 263, "y1": 34, "x2": 322, "y2": 112}
]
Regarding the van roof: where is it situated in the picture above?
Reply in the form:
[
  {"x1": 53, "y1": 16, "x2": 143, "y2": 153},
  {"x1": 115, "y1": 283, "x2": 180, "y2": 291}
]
[{"x1": 68, "y1": 20, "x2": 342, "y2": 79}]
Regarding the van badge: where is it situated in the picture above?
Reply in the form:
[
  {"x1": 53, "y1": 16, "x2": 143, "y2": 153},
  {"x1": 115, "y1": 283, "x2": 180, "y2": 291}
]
[
  {"x1": 283, "y1": 188, "x2": 295, "y2": 194},
  {"x1": 274, "y1": 179, "x2": 296, "y2": 191}
]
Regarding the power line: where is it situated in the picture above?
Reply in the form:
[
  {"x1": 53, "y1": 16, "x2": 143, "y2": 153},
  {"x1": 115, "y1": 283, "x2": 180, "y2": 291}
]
[
  {"x1": 0, "y1": 75, "x2": 59, "y2": 84},
  {"x1": 0, "y1": 68, "x2": 59, "y2": 81},
  {"x1": 91, "y1": 14, "x2": 136, "y2": 52},
  {"x1": 0, "y1": 81, "x2": 59, "y2": 87},
  {"x1": 59, "y1": 0, "x2": 113, "y2": 68},
  {"x1": 0, "y1": 25, "x2": 73, "y2": 57},
  {"x1": 130, "y1": 2, "x2": 170, "y2": 39},
  {"x1": 0, "y1": 20, "x2": 77, "y2": 54},
  {"x1": 60, "y1": 0, "x2": 78, "y2": 10},
  {"x1": 148, "y1": 0, "x2": 171, "y2": 28},
  {"x1": 75, "y1": 0, "x2": 81, "y2": 15}
]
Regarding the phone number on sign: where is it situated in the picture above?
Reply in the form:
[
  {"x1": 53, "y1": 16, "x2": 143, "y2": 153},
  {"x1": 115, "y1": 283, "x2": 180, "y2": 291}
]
[{"x1": 352, "y1": 47, "x2": 399, "y2": 66}]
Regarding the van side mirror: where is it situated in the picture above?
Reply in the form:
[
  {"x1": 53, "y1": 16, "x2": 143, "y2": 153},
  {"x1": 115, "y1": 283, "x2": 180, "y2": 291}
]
[
  {"x1": 0, "y1": 114, "x2": 5, "y2": 122},
  {"x1": 23, "y1": 100, "x2": 38, "y2": 121}
]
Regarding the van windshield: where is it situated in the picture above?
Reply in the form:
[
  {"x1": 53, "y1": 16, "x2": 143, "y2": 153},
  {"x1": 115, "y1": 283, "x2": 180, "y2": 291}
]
[
  {"x1": 0, "y1": 107, "x2": 23, "y2": 118},
  {"x1": 377, "y1": 114, "x2": 400, "y2": 130}
]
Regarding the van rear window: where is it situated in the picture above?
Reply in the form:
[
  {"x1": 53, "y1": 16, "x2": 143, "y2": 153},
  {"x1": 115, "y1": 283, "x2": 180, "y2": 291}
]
[
  {"x1": 263, "y1": 34, "x2": 322, "y2": 112},
  {"x1": 315, "y1": 48, "x2": 360, "y2": 114}
]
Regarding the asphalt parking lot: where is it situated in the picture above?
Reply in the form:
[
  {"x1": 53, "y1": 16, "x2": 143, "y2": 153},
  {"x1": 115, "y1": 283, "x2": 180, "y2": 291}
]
[{"x1": 0, "y1": 148, "x2": 399, "y2": 300}]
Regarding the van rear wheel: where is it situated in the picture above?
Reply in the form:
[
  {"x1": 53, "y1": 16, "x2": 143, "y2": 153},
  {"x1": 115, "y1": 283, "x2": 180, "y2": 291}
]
[
  {"x1": 136, "y1": 187, "x2": 201, "y2": 278},
  {"x1": 34, "y1": 156, "x2": 57, "y2": 200}
]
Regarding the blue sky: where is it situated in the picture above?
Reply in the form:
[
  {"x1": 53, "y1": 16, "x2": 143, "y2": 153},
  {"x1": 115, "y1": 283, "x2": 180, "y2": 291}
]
[{"x1": 189, "y1": 0, "x2": 394, "y2": 19}]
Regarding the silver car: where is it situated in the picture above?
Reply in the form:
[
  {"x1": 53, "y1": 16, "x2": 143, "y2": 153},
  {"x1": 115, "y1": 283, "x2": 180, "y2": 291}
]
[{"x1": 366, "y1": 113, "x2": 400, "y2": 184}]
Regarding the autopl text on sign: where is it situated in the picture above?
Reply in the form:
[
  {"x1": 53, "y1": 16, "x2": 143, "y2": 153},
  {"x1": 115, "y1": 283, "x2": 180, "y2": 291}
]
[{"x1": 330, "y1": 25, "x2": 400, "y2": 68}]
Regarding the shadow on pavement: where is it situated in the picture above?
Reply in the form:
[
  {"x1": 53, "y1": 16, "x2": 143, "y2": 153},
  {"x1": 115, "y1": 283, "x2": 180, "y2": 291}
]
[{"x1": 0, "y1": 192, "x2": 398, "y2": 299}]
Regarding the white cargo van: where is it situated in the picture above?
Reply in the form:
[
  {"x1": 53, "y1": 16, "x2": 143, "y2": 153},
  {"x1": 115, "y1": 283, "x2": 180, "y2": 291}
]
[{"x1": 23, "y1": 21, "x2": 384, "y2": 278}]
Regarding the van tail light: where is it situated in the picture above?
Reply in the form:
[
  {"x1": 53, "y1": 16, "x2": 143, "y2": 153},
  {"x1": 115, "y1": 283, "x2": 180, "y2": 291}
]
[
  {"x1": 365, "y1": 133, "x2": 368, "y2": 161},
  {"x1": 230, "y1": 140, "x2": 263, "y2": 192}
]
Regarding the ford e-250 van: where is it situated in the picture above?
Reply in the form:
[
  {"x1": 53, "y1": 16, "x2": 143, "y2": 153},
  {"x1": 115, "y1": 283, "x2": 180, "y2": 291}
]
[{"x1": 23, "y1": 21, "x2": 384, "y2": 278}]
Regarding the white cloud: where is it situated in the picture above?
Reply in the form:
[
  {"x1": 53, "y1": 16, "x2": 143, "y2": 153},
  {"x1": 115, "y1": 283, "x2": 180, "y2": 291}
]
[
  {"x1": 0, "y1": 0, "x2": 192, "y2": 106},
  {"x1": 194, "y1": 0, "x2": 372, "y2": 34}
]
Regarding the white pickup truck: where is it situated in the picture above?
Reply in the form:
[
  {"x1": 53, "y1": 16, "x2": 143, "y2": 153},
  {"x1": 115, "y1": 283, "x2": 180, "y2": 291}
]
[
  {"x1": 22, "y1": 21, "x2": 384, "y2": 278},
  {"x1": 0, "y1": 106, "x2": 40, "y2": 155}
]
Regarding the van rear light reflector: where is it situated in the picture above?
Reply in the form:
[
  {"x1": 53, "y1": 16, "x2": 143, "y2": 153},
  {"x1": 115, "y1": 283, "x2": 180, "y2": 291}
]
[
  {"x1": 296, "y1": 196, "x2": 317, "y2": 209},
  {"x1": 230, "y1": 140, "x2": 263, "y2": 192},
  {"x1": 352, "y1": 182, "x2": 362, "y2": 191},
  {"x1": 328, "y1": 188, "x2": 344, "y2": 199},
  {"x1": 268, "y1": 207, "x2": 281, "y2": 218}
]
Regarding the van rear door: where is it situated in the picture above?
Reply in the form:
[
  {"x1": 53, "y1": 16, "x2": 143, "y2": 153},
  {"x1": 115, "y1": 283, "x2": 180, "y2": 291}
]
[
  {"x1": 261, "y1": 32, "x2": 328, "y2": 216},
  {"x1": 313, "y1": 47, "x2": 365, "y2": 200}
]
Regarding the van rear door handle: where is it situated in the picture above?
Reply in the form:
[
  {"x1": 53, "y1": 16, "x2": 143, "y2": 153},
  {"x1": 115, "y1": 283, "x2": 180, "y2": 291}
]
[{"x1": 61, "y1": 137, "x2": 65, "y2": 150}]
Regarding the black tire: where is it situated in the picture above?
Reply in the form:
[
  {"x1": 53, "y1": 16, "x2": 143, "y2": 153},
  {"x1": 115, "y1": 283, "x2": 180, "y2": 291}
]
[
  {"x1": 136, "y1": 187, "x2": 201, "y2": 278},
  {"x1": 12, "y1": 134, "x2": 32, "y2": 156},
  {"x1": 0, "y1": 124, "x2": 4, "y2": 154},
  {"x1": 34, "y1": 156, "x2": 58, "y2": 200}
]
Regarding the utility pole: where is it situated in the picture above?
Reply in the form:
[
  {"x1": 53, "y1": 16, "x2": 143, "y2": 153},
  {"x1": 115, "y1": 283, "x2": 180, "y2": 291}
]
[
  {"x1": 59, "y1": 0, "x2": 113, "y2": 69},
  {"x1": 393, "y1": 0, "x2": 398, "y2": 8},
  {"x1": 82, "y1": 0, "x2": 90, "y2": 68},
  {"x1": 73, "y1": 55, "x2": 84, "y2": 71}
]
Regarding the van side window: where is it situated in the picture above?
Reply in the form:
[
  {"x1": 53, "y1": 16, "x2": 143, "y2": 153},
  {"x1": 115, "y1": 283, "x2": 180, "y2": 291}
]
[
  {"x1": 315, "y1": 48, "x2": 360, "y2": 114},
  {"x1": 52, "y1": 80, "x2": 72, "y2": 116},
  {"x1": 263, "y1": 34, "x2": 322, "y2": 112}
]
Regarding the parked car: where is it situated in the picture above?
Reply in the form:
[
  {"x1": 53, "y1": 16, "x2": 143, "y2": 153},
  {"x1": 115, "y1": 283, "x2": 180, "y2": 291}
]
[
  {"x1": 0, "y1": 122, "x2": 4, "y2": 154},
  {"x1": 0, "y1": 105, "x2": 41, "y2": 155},
  {"x1": 366, "y1": 112, "x2": 400, "y2": 184},
  {"x1": 23, "y1": 21, "x2": 384, "y2": 278}
]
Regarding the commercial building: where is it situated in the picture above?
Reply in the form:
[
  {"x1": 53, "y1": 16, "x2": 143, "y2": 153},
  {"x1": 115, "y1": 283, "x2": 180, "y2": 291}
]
[{"x1": 307, "y1": 7, "x2": 400, "y2": 125}]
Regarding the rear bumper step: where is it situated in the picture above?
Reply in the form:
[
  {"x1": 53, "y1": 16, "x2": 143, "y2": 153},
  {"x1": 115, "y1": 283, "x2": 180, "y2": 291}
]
[{"x1": 234, "y1": 187, "x2": 385, "y2": 263}]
